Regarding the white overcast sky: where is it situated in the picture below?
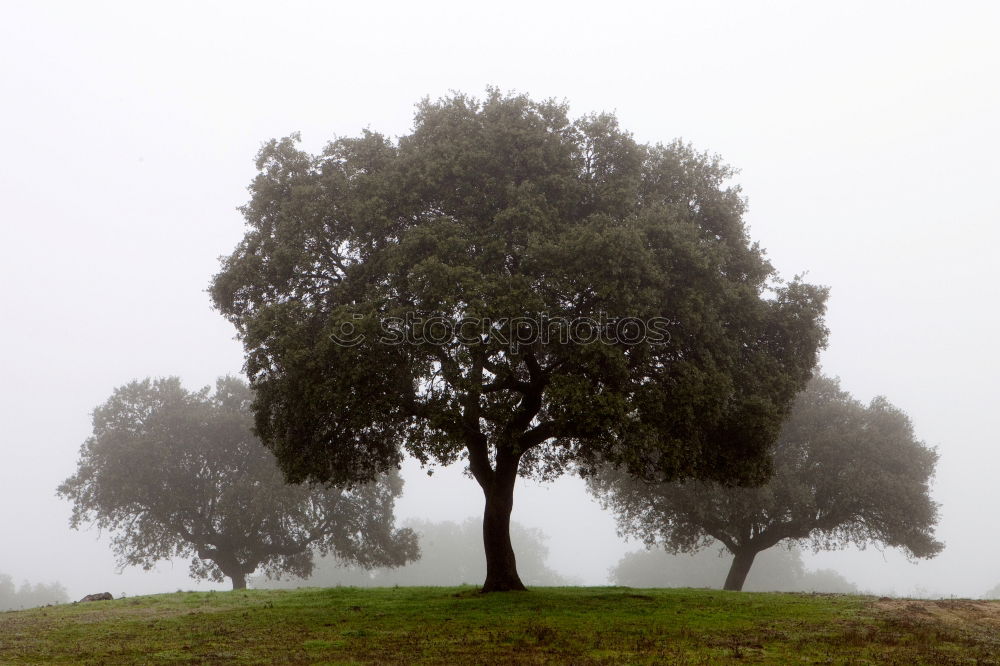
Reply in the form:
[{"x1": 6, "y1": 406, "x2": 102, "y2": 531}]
[{"x1": 1, "y1": 1, "x2": 997, "y2": 599}]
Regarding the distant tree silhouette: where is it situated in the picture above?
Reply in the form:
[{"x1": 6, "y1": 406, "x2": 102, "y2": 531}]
[
  {"x1": 982, "y1": 582, "x2": 1000, "y2": 600},
  {"x1": 610, "y1": 544, "x2": 857, "y2": 593},
  {"x1": 255, "y1": 518, "x2": 573, "y2": 588},
  {"x1": 0, "y1": 574, "x2": 68, "y2": 611}
]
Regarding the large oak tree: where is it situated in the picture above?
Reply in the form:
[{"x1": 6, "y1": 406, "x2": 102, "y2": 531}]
[
  {"x1": 211, "y1": 90, "x2": 828, "y2": 591},
  {"x1": 589, "y1": 375, "x2": 943, "y2": 591},
  {"x1": 58, "y1": 377, "x2": 417, "y2": 590}
]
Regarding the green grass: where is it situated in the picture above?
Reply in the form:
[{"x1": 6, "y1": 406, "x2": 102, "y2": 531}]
[{"x1": 1, "y1": 587, "x2": 998, "y2": 664}]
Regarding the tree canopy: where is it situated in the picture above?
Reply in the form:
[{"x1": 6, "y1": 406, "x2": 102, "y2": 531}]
[
  {"x1": 211, "y1": 89, "x2": 828, "y2": 591},
  {"x1": 57, "y1": 377, "x2": 417, "y2": 589},
  {"x1": 589, "y1": 374, "x2": 943, "y2": 591}
]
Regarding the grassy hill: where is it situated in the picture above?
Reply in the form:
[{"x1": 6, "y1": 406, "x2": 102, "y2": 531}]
[{"x1": 1, "y1": 587, "x2": 998, "y2": 664}]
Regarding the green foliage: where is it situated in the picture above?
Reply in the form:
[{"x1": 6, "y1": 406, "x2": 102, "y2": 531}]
[
  {"x1": 590, "y1": 374, "x2": 943, "y2": 589},
  {"x1": 3, "y1": 587, "x2": 999, "y2": 663},
  {"x1": 610, "y1": 545, "x2": 858, "y2": 593},
  {"x1": 210, "y1": 89, "x2": 828, "y2": 588},
  {"x1": 0, "y1": 574, "x2": 68, "y2": 611},
  {"x1": 57, "y1": 377, "x2": 417, "y2": 589},
  {"x1": 255, "y1": 518, "x2": 573, "y2": 588}
]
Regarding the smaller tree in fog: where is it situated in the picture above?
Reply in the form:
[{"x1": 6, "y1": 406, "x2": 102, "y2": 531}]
[
  {"x1": 589, "y1": 375, "x2": 943, "y2": 591},
  {"x1": 58, "y1": 377, "x2": 418, "y2": 590}
]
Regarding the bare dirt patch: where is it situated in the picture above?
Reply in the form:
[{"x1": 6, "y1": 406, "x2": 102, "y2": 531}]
[{"x1": 874, "y1": 598, "x2": 1000, "y2": 630}]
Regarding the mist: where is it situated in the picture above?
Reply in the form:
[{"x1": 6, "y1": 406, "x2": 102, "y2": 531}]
[{"x1": 2, "y1": 1, "x2": 998, "y2": 602}]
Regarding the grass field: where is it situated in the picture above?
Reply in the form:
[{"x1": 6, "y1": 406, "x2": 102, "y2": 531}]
[{"x1": 1, "y1": 587, "x2": 999, "y2": 664}]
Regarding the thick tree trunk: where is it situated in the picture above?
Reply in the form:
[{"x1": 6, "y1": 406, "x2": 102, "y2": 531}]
[
  {"x1": 723, "y1": 548, "x2": 757, "y2": 591},
  {"x1": 197, "y1": 545, "x2": 250, "y2": 591},
  {"x1": 230, "y1": 573, "x2": 247, "y2": 590},
  {"x1": 480, "y1": 466, "x2": 526, "y2": 593}
]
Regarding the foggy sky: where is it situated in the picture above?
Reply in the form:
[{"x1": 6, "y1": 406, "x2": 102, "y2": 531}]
[{"x1": 1, "y1": 1, "x2": 997, "y2": 599}]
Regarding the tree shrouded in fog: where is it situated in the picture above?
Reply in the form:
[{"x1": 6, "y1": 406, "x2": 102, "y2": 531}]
[
  {"x1": 210, "y1": 90, "x2": 828, "y2": 591},
  {"x1": 0, "y1": 574, "x2": 68, "y2": 611},
  {"x1": 57, "y1": 377, "x2": 418, "y2": 590},
  {"x1": 610, "y1": 545, "x2": 857, "y2": 593},
  {"x1": 256, "y1": 518, "x2": 573, "y2": 588},
  {"x1": 589, "y1": 375, "x2": 943, "y2": 591}
]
